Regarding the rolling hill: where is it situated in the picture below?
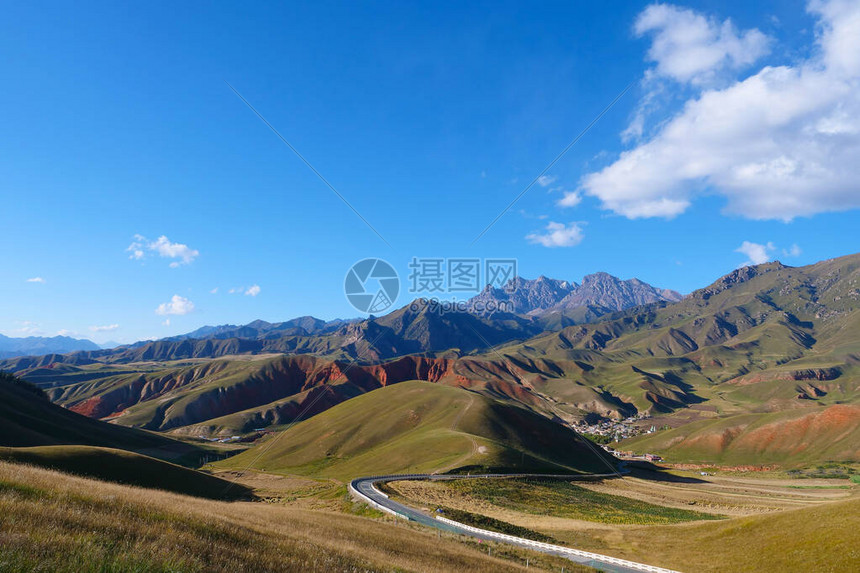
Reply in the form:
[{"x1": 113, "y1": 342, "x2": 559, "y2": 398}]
[
  {"x1": 216, "y1": 380, "x2": 617, "y2": 480},
  {"x1": 621, "y1": 404, "x2": 860, "y2": 464},
  {"x1": 0, "y1": 372, "x2": 181, "y2": 452},
  {"x1": 0, "y1": 372, "x2": 250, "y2": 498}
]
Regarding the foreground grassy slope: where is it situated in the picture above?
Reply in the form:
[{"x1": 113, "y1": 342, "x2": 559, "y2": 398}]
[
  {"x1": 0, "y1": 461, "x2": 542, "y2": 573},
  {"x1": 217, "y1": 381, "x2": 615, "y2": 480},
  {"x1": 0, "y1": 446, "x2": 250, "y2": 499},
  {"x1": 601, "y1": 495, "x2": 860, "y2": 572}
]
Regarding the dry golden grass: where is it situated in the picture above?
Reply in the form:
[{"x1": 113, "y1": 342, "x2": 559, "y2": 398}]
[
  {"x1": 0, "y1": 461, "x2": 576, "y2": 572},
  {"x1": 544, "y1": 496, "x2": 860, "y2": 573},
  {"x1": 576, "y1": 471, "x2": 855, "y2": 516},
  {"x1": 387, "y1": 473, "x2": 860, "y2": 572}
]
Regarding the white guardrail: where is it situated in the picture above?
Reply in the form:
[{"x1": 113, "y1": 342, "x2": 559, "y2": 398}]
[
  {"x1": 347, "y1": 481, "x2": 408, "y2": 520},
  {"x1": 434, "y1": 515, "x2": 681, "y2": 573}
]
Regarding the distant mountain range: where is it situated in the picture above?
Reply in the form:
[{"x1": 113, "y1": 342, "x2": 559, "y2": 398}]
[
  {"x1": 468, "y1": 272, "x2": 683, "y2": 315},
  {"x1": 0, "y1": 271, "x2": 679, "y2": 366},
  {"x1": 161, "y1": 316, "x2": 356, "y2": 341},
  {"x1": 0, "y1": 334, "x2": 100, "y2": 359}
]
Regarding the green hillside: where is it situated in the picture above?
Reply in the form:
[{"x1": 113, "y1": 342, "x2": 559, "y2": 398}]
[
  {"x1": 0, "y1": 372, "x2": 181, "y2": 453},
  {"x1": 0, "y1": 372, "x2": 249, "y2": 497},
  {"x1": 474, "y1": 255, "x2": 860, "y2": 463},
  {"x1": 621, "y1": 404, "x2": 860, "y2": 464},
  {"x1": 216, "y1": 380, "x2": 616, "y2": 480}
]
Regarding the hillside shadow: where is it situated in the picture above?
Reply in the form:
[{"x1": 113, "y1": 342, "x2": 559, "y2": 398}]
[{"x1": 625, "y1": 461, "x2": 709, "y2": 484}]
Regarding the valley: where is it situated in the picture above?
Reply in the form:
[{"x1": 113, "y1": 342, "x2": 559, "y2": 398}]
[{"x1": 2, "y1": 256, "x2": 859, "y2": 572}]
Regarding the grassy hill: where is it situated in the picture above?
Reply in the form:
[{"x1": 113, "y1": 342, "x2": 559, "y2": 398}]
[
  {"x1": 216, "y1": 381, "x2": 616, "y2": 481},
  {"x1": 0, "y1": 372, "x2": 250, "y2": 498},
  {"x1": 0, "y1": 372, "x2": 180, "y2": 453},
  {"x1": 621, "y1": 404, "x2": 860, "y2": 464}
]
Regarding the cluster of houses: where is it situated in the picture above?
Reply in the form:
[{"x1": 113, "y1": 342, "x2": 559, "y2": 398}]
[{"x1": 576, "y1": 414, "x2": 657, "y2": 442}]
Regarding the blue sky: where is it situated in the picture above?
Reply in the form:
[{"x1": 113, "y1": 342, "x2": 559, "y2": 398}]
[{"x1": 2, "y1": 0, "x2": 859, "y2": 344}]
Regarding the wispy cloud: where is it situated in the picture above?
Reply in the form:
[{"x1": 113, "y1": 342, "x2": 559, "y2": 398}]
[
  {"x1": 155, "y1": 295, "x2": 195, "y2": 316},
  {"x1": 735, "y1": 241, "x2": 775, "y2": 267},
  {"x1": 526, "y1": 222, "x2": 585, "y2": 248},
  {"x1": 89, "y1": 324, "x2": 120, "y2": 332},
  {"x1": 537, "y1": 175, "x2": 558, "y2": 187},
  {"x1": 783, "y1": 243, "x2": 802, "y2": 257},
  {"x1": 127, "y1": 235, "x2": 199, "y2": 267},
  {"x1": 229, "y1": 285, "x2": 262, "y2": 296},
  {"x1": 10, "y1": 321, "x2": 42, "y2": 336},
  {"x1": 26, "y1": 277, "x2": 45, "y2": 283}
]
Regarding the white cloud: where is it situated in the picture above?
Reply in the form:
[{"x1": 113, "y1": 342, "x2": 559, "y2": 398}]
[
  {"x1": 783, "y1": 243, "x2": 802, "y2": 257},
  {"x1": 162, "y1": 319, "x2": 171, "y2": 326},
  {"x1": 583, "y1": 0, "x2": 860, "y2": 222},
  {"x1": 127, "y1": 234, "x2": 199, "y2": 267},
  {"x1": 635, "y1": 4, "x2": 770, "y2": 85},
  {"x1": 210, "y1": 287, "x2": 218, "y2": 294},
  {"x1": 227, "y1": 285, "x2": 261, "y2": 296},
  {"x1": 89, "y1": 324, "x2": 119, "y2": 332},
  {"x1": 26, "y1": 277, "x2": 45, "y2": 283},
  {"x1": 155, "y1": 295, "x2": 195, "y2": 316},
  {"x1": 558, "y1": 191, "x2": 582, "y2": 207},
  {"x1": 11, "y1": 321, "x2": 42, "y2": 336},
  {"x1": 537, "y1": 175, "x2": 558, "y2": 187},
  {"x1": 526, "y1": 222, "x2": 585, "y2": 248},
  {"x1": 735, "y1": 241, "x2": 775, "y2": 266}
]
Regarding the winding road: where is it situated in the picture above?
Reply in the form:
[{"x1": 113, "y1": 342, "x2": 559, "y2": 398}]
[{"x1": 349, "y1": 473, "x2": 681, "y2": 573}]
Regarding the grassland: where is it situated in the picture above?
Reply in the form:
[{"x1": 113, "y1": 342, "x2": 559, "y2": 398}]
[
  {"x1": 0, "y1": 461, "x2": 576, "y2": 573},
  {"x1": 214, "y1": 381, "x2": 613, "y2": 480},
  {"x1": 435, "y1": 507, "x2": 556, "y2": 542},
  {"x1": 384, "y1": 470, "x2": 858, "y2": 572},
  {"x1": 548, "y1": 495, "x2": 860, "y2": 573},
  {"x1": 440, "y1": 478, "x2": 720, "y2": 524}
]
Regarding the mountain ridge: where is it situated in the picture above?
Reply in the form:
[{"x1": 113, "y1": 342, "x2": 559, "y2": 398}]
[
  {"x1": 468, "y1": 272, "x2": 682, "y2": 316},
  {"x1": 0, "y1": 334, "x2": 100, "y2": 359}
]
